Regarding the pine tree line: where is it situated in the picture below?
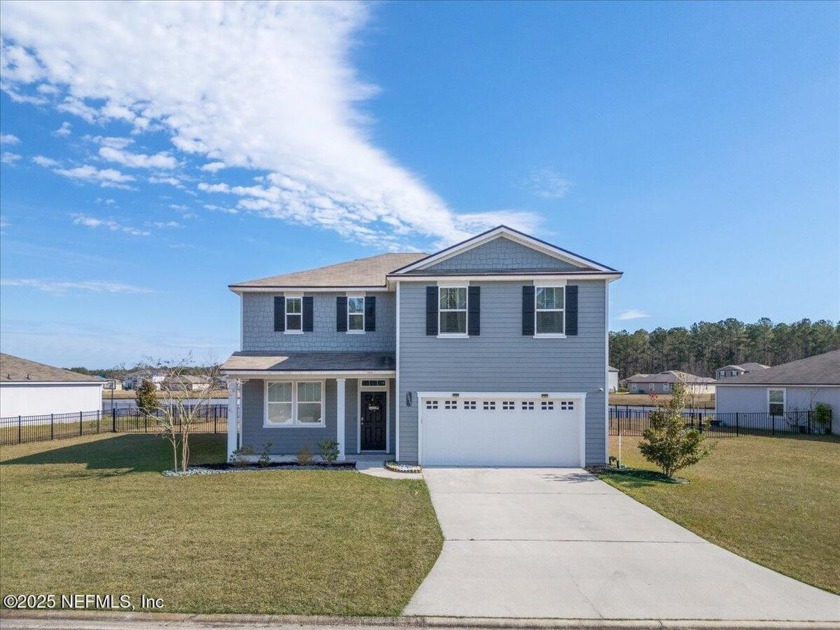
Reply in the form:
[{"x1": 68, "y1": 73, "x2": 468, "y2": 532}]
[{"x1": 610, "y1": 318, "x2": 840, "y2": 379}]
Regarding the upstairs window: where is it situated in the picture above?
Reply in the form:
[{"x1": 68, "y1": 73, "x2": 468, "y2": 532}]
[
  {"x1": 535, "y1": 286, "x2": 564, "y2": 334},
  {"x1": 439, "y1": 287, "x2": 467, "y2": 334},
  {"x1": 347, "y1": 296, "x2": 365, "y2": 331},
  {"x1": 286, "y1": 297, "x2": 302, "y2": 331}
]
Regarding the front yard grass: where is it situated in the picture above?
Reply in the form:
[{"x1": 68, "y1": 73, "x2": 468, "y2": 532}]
[
  {"x1": 0, "y1": 433, "x2": 443, "y2": 615},
  {"x1": 601, "y1": 432, "x2": 840, "y2": 594}
]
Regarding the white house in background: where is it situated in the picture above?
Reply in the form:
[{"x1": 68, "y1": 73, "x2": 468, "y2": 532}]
[
  {"x1": 625, "y1": 370, "x2": 716, "y2": 395},
  {"x1": 123, "y1": 372, "x2": 165, "y2": 390},
  {"x1": 161, "y1": 375, "x2": 212, "y2": 392},
  {"x1": 716, "y1": 350, "x2": 840, "y2": 435},
  {"x1": 715, "y1": 362, "x2": 770, "y2": 380},
  {"x1": 608, "y1": 366, "x2": 619, "y2": 393},
  {"x1": 0, "y1": 353, "x2": 103, "y2": 418}
]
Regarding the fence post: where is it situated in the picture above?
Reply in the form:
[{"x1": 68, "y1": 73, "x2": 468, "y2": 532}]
[
  {"x1": 736, "y1": 412, "x2": 740, "y2": 437},
  {"x1": 51, "y1": 413, "x2": 54, "y2": 440},
  {"x1": 808, "y1": 410, "x2": 812, "y2": 435},
  {"x1": 772, "y1": 413, "x2": 775, "y2": 436},
  {"x1": 97, "y1": 410, "x2": 101, "y2": 434},
  {"x1": 18, "y1": 415, "x2": 22, "y2": 444},
  {"x1": 112, "y1": 408, "x2": 117, "y2": 433},
  {"x1": 79, "y1": 411, "x2": 83, "y2": 436}
]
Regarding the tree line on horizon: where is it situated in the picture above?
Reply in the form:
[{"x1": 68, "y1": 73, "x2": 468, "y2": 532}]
[{"x1": 610, "y1": 318, "x2": 840, "y2": 379}]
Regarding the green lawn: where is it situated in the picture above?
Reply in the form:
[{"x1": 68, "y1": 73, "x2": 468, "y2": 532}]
[
  {"x1": 0, "y1": 433, "x2": 443, "y2": 615},
  {"x1": 601, "y1": 433, "x2": 840, "y2": 594}
]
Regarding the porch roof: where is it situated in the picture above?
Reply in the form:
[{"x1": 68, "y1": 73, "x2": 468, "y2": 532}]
[{"x1": 221, "y1": 351, "x2": 396, "y2": 374}]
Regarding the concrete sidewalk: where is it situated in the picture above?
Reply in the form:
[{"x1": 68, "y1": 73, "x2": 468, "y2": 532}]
[{"x1": 404, "y1": 468, "x2": 840, "y2": 621}]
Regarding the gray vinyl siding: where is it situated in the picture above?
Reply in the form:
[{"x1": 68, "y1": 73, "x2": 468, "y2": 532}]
[
  {"x1": 242, "y1": 292, "x2": 396, "y2": 352},
  {"x1": 418, "y1": 236, "x2": 580, "y2": 273},
  {"x1": 717, "y1": 385, "x2": 840, "y2": 424},
  {"x1": 241, "y1": 377, "x2": 397, "y2": 456},
  {"x1": 398, "y1": 280, "x2": 608, "y2": 464}
]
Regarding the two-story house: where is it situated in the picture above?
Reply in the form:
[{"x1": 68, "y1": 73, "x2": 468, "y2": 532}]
[{"x1": 221, "y1": 226, "x2": 622, "y2": 467}]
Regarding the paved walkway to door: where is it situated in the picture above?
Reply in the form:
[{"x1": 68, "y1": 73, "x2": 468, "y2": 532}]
[{"x1": 404, "y1": 468, "x2": 840, "y2": 621}]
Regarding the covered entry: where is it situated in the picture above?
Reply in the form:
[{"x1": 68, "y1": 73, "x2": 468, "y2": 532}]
[{"x1": 418, "y1": 392, "x2": 585, "y2": 467}]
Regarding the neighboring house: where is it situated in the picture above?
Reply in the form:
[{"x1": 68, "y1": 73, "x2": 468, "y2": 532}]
[
  {"x1": 161, "y1": 375, "x2": 212, "y2": 392},
  {"x1": 123, "y1": 373, "x2": 165, "y2": 390},
  {"x1": 100, "y1": 377, "x2": 124, "y2": 391},
  {"x1": 221, "y1": 225, "x2": 622, "y2": 467},
  {"x1": 0, "y1": 353, "x2": 103, "y2": 418},
  {"x1": 619, "y1": 373, "x2": 648, "y2": 390},
  {"x1": 715, "y1": 362, "x2": 770, "y2": 380},
  {"x1": 625, "y1": 371, "x2": 716, "y2": 395},
  {"x1": 716, "y1": 350, "x2": 840, "y2": 435},
  {"x1": 608, "y1": 366, "x2": 619, "y2": 393}
]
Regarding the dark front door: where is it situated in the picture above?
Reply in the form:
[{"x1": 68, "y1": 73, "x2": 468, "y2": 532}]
[{"x1": 361, "y1": 391, "x2": 386, "y2": 451}]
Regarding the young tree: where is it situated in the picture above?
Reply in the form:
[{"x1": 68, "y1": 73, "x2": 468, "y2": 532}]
[
  {"x1": 140, "y1": 356, "x2": 219, "y2": 473},
  {"x1": 639, "y1": 379, "x2": 712, "y2": 478},
  {"x1": 136, "y1": 379, "x2": 158, "y2": 415}
]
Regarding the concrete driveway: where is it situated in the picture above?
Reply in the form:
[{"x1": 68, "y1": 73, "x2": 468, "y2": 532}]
[{"x1": 404, "y1": 468, "x2": 840, "y2": 621}]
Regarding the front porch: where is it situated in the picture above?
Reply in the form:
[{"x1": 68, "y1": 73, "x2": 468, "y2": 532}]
[{"x1": 222, "y1": 351, "x2": 397, "y2": 462}]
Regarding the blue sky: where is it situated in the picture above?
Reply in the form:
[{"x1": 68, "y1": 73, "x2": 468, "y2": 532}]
[{"x1": 1, "y1": 1, "x2": 837, "y2": 369}]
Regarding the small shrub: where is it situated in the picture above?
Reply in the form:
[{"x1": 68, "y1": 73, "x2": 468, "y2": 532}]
[
  {"x1": 814, "y1": 403, "x2": 832, "y2": 426},
  {"x1": 296, "y1": 445, "x2": 313, "y2": 466},
  {"x1": 229, "y1": 445, "x2": 255, "y2": 467},
  {"x1": 638, "y1": 380, "x2": 713, "y2": 478},
  {"x1": 258, "y1": 442, "x2": 273, "y2": 467},
  {"x1": 318, "y1": 440, "x2": 340, "y2": 465}
]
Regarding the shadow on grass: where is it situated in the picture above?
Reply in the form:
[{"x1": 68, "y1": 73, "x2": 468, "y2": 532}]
[
  {"x1": 599, "y1": 467, "x2": 685, "y2": 489},
  {"x1": 0, "y1": 433, "x2": 226, "y2": 474}
]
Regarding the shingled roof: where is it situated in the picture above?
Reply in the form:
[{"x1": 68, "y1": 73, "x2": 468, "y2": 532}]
[
  {"x1": 716, "y1": 350, "x2": 840, "y2": 386},
  {"x1": 626, "y1": 371, "x2": 716, "y2": 384},
  {"x1": 230, "y1": 253, "x2": 427, "y2": 290},
  {"x1": 0, "y1": 353, "x2": 102, "y2": 383}
]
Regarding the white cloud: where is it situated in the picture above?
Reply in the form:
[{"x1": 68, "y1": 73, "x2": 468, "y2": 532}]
[
  {"x1": 200, "y1": 161, "x2": 226, "y2": 173},
  {"x1": 71, "y1": 213, "x2": 150, "y2": 236},
  {"x1": 32, "y1": 155, "x2": 59, "y2": 167},
  {"x1": 525, "y1": 168, "x2": 573, "y2": 200},
  {"x1": 148, "y1": 175, "x2": 183, "y2": 187},
  {"x1": 1, "y1": 278, "x2": 152, "y2": 294},
  {"x1": 152, "y1": 221, "x2": 181, "y2": 229},
  {"x1": 1, "y1": 151, "x2": 21, "y2": 164},
  {"x1": 0, "y1": 2, "x2": 539, "y2": 247},
  {"x1": 0, "y1": 133, "x2": 20, "y2": 145},
  {"x1": 54, "y1": 121, "x2": 71, "y2": 136},
  {"x1": 99, "y1": 145, "x2": 178, "y2": 169},
  {"x1": 54, "y1": 164, "x2": 135, "y2": 189},
  {"x1": 617, "y1": 309, "x2": 651, "y2": 321},
  {"x1": 96, "y1": 197, "x2": 116, "y2": 205}
]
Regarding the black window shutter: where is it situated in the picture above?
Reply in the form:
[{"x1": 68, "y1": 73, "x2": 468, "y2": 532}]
[
  {"x1": 468, "y1": 286, "x2": 480, "y2": 336},
  {"x1": 522, "y1": 286, "x2": 535, "y2": 336},
  {"x1": 274, "y1": 296, "x2": 285, "y2": 332},
  {"x1": 565, "y1": 285, "x2": 578, "y2": 336},
  {"x1": 426, "y1": 286, "x2": 438, "y2": 336},
  {"x1": 365, "y1": 296, "x2": 376, "y2": 332},
  {"x1": 336, "y1": 297, "x2": 347, "y2": 332},
  {"x1": 302, "y1": 296, "x2": 314, "y2": 332}
]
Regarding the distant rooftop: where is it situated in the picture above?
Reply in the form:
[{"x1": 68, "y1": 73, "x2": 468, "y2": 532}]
[
  {"x1": 0, "y1": 353, "x2": 102, "y2": 384},
  {"x1": 717, "y1": 350, "x2": 840, "y2": 386},
  {"x1": 626, "y1": 371, "x2": 715, "y2": 384}
]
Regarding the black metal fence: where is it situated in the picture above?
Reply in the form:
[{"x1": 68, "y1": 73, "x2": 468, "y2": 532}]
[
  {"x1": 609, "y1": 407, "x2": 833, "y2": 437},
  {"x1": 0, "y1": 404, "x2": 229, "y2": 446}
]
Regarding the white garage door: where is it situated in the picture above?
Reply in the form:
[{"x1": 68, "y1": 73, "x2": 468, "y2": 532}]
[{"x1": 419, "y1": 394, "x2": 583, "y2": 467}]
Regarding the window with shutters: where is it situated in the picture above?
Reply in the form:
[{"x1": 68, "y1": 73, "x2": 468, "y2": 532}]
[
  {"x1": 535, "y1": 286, "x2": 565, "y2": 335},
  {"x1": 439, "y1": 287, "x2": 467, "y2": 335},
  {"x1": 285, "y1": 296, "x2": 302, "y2": 332},
  {"x1": 347, "y1": 296, "x2": 364, "y2": 332}
]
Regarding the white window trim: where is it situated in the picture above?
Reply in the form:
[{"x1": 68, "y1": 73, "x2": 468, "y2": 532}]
[
  {"x1": 284, "y1": 294, "x2": 304, "y2": 334},
  {"x1": 767, "y1": 388, "x2": 786, "y2": 416},
  {"x1": 534, "y1": 284, "x2": 566, "y2": 338},
  {"x1": 438, "y1": 285, "x2": 469, "y2": 337},
  {"x1": 346, "y1": 295, "x2": 365, "y2": 334},
  {"x1": 264, "y1": 379, "x2": 326, "y2": 428}
]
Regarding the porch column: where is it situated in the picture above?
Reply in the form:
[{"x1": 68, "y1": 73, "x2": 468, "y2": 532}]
[
  {"x1": 336, "y1": 378, "x2": 346, "y2": 461},
  {"x1": 227, "y1": 379, "x2": 238, "y2": 460}
]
